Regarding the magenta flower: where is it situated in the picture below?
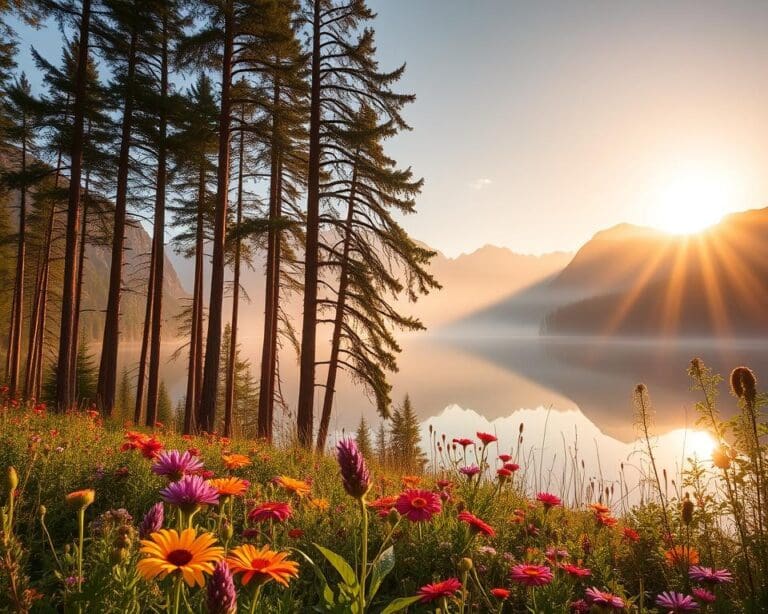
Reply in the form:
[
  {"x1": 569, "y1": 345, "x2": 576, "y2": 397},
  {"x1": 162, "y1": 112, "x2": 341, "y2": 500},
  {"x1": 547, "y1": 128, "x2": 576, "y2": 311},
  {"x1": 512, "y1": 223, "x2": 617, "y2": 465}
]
[
  {"x1": 585, "y1": 587, "x2": 625, "y2": 610},
  {"x1": 160, "y1": 474, "x2": 219, "y2": 513},
  {"x1": 688, "y1": 565, "x2": 733, "y2": 585},
  {"x1": 692, "y1": 588, "x2": 716, "y2": 604},
  {"x1": 509, "y1": 564, "x2": 553, "y2": 587},
  {"x1": 656, "y1": 591, "x2": 699, "y2": 613},
  {"x1": 151, "y1": 449, "x2": 204, "y2": 481},
  {"x1": 395, "y1": 489, "x2": 442, "y2": 522},
  {"x1": 459, "y1": 465, "x2": 481, "y2": 479},
  {"x1": 207, "y1": 560, "x2": 237, "y2": 614},
  {"x1": 336, "y1": 438, "x2": 371, "y2": 500},
  {"x1": 139, "y1": 502, "x2": 164, "y2": 538}
]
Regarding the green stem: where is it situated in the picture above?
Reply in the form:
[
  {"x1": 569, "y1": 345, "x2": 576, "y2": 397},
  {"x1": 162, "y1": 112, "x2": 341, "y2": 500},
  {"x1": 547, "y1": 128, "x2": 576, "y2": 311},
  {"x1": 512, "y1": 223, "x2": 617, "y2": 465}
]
[
  {"x1": 249, "y1": 584, "x2": 262, "y2": 614},
  {"x1": 359, "y1": 497, "x2": 369, "y2": 613},
  {"x1": 77, "y1": 507, "x2": 84, "y2": 592},
  {"x1": 172, "y1": 575, "x2": 183, "y2": 614}
]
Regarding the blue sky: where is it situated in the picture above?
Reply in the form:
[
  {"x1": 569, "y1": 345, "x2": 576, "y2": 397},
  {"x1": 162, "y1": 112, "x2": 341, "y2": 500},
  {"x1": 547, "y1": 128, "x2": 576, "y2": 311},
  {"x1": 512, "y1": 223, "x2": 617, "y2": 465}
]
[{"x1": 11, "y1": 1, "x2": 768, "y2": 256}]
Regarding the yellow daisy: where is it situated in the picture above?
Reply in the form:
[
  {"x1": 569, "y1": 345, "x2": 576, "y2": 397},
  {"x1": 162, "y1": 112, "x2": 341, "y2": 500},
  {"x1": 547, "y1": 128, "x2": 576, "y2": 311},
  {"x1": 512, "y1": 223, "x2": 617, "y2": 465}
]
[
  {"x1": 137, "y1": 528, "x2": 223, "y2": 587},
  {"x1": 274, "y1": 475, "x2": 311, "y2": 497}
]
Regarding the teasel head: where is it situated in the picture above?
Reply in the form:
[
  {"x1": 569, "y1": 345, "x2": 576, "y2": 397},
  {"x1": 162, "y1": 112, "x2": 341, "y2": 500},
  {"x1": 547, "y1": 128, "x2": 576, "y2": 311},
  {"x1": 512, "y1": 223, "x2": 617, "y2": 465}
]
[
  {"x1": 730, "y1": 366, "x2": 757, "y2": 407},
  {"x1": 689, "y1": 357, "x2": 703, "y2": 379},
  {"x1": 681, "y1": 493, "x2": 694, "y2": 526}
]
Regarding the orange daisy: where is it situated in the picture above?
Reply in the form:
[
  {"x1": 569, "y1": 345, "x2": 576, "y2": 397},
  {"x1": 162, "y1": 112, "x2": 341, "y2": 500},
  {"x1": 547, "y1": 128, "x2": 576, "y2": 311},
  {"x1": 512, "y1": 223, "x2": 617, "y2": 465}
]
[
  {"x1": 665, "y1": 545, "x2": 700, "y2": 567},
  {"x1": 221, "y1": 453, "x2": 251, "y2": 470},
  {"x1": 226, "y1": 544, "x2": 299, "y2": 587},
  {"x1": 137, "y1": 528, "x2": 223, "y2": 587},
  {"x1": 208, "y1": 477, "x2": 249, "y2": 497},
  {"x1": 274, "y1": 476, "x2": 311, "y2": 497},
  {"x1": 308, "y1": 497, "x2": 330, "y2": 511}
]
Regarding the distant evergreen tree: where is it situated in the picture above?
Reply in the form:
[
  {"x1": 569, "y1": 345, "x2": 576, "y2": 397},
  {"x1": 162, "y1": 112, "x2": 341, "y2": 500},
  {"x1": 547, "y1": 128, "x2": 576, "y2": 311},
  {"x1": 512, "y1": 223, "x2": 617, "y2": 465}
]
[
  {"x1": 388, "y1": 395, "x2": 426, "y2": 473},
  {"x1": 375, "y1": 420, "x2": 388, "y2": 467},
  {"x1": 43, "y1": 337, "x2": 97, "y2": 406},
  {"x1": 115, "y1": 367, "x2": 134, "y2": 422},
  {"x1": 156, "y1": 380, "x2": 174, "y2": 429},
  {"x1": 218, "y1": 323, "x2": 259, "y2": 438},
  {"x1": 354, "y1": 415, "x2": 373, "y2": 462}
]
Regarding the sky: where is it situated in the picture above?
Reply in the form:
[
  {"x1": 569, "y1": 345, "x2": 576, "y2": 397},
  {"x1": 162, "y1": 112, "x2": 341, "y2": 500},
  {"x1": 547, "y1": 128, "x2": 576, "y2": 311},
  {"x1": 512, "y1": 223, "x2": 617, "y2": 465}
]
[{"x1": 11, "y1": 0, "x2": 768, "y2": 256}]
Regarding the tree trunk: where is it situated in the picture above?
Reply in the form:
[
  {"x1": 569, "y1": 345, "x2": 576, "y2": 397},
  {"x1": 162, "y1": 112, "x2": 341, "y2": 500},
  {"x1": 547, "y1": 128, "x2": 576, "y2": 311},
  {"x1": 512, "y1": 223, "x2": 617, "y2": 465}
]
[
  {"x1": 70, "y1": 165, "x2": 90, "y2": 402},
  {"x1": 296, "y1": 0, "x2": 322, "y2": 448},
  {"x1": 8, "y1": 113, "x2": 28, "y2": 397},
  {"x1": 97, "y1": 26, "x2": 138, "y2": 416},
  {"x1": 134, "y1": 238, "x2": 156, "y2": 424},
  {"x1": 183, "y1": 162, "x2": 206, "y2": 434},
  {"x1": 257, "y1": 78, "x2": 281, "y2": 441},
  {"x1": 55, "y1": 0, "x2": 91, "y2": 411},
  {"x1": 316, "y1": 159, "x2": 358, "y2": 451},
  {"x1": 198, "y1": 0, "x2": 233, "y2": 433},
  {"x1": 145, "y1": 14, "x2": 169, "y2": 427},
  {"x1": 224, "y1": 115, "x2": 245, "y2": 437}
]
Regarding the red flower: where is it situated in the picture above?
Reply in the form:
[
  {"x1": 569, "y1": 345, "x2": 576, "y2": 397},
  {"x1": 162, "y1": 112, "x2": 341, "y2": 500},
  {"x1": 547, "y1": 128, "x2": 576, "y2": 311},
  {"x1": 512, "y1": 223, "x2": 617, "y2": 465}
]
[
  {"x1": 452, "y1": 437, "x2": 474, "y2": 448},
  {"x1": 497, "y1": 468, "x2": 512, "y2": 479},
  {"x1": 368, "y1": 496, "x2": 398, "y2": 518},
  {"x1": 510, "y1": 564, "x2": 553, "y2": 587},
  {"x1": 622, "y1": 527, "x2": 640, "y2": 543},
  {"x1": 536, "y1": 492, "x2": 561, "y2": 509},
  {"x1": 597, "y1": 514, "x2": 618, "y2": 527},
  {"x1": 417, "y1": 578, "x2": 462, "y2": 603},
  {"x1": 458, "y1": 510, "x2": 496, "y2": 537},
  {"x1": 138, "y1": 436, "x2": 163, "y2": 459},
  {"x1": 476, "y1": 432, "x2": 497, "y2": 445},
  {"x1": 248, "y1": 502, "x2": 293, "y2": 523},
  {"x1": 395, "y1": 489, "x2": 442, "y2": 522},
  {"x1": 288, "y1": 528, "x2": 304, "y2": 539},
  {"x1": 498, "y1": 454, "x2": 512, "y2": 462},
  {"x1": 490, "y1": 588, "x2": 510, "y2": 600},
  {"x1": 503, "y1": 462, "x2": 520, "y2": 472},
  {"x1": 561, "y1": 564, "x2": 592, "y2": 578}
]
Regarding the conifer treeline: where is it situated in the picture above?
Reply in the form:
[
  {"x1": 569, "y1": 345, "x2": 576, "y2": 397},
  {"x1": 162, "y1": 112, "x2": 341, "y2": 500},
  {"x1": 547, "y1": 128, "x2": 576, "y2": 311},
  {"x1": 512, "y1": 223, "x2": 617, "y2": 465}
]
[{"x1": 0, "y1": 0, "x2": 439, "y2": 449}]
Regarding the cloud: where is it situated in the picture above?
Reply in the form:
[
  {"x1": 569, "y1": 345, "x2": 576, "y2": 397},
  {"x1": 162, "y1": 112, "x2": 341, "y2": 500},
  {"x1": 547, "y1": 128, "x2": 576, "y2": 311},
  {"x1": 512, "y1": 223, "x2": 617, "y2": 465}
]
[{"x1": 469, "y1": 177, "x2": 492, "y2": 190}]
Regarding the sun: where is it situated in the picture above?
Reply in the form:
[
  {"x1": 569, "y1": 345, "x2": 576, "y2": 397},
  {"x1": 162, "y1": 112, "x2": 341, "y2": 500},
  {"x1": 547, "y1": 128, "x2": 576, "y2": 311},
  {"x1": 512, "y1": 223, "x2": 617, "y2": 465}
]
[
  {"x1": 651, "y1": 166, "x2": 739, "y2": 235},
  {"x1": 685, "y1": 430, "x2": 716, "y2": 460}
]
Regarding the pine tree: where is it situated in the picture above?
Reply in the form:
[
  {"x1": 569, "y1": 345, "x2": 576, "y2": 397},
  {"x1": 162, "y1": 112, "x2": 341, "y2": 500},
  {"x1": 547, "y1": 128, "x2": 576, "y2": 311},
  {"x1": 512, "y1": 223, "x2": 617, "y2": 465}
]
[
  {"x1": 156, "y1": 380, "x2": 174, "y2": 429},
  {"x1": 115, "y1": 367, "x2": 135, "y2": 422},
  {"x1": 375, "y1": 421, "x2": 388, "y2": 467},
  {"x1": 388, "y1": 395, "x2": 426, "y2": 473},
  {"x1": 355, "y1": 415, "x2": 373, "y2": 462}
]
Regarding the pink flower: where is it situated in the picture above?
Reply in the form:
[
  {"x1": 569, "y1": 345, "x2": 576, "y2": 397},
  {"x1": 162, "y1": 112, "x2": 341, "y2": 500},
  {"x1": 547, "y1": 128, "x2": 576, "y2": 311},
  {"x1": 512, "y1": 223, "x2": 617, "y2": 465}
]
[
  {"x1": 536, "y1": 492, "x2": 561, "y2": 509},
  {"x1": 395, "y1": 489, "x2": 442, "y2": 522},
  {"x1": 248, "y1": 502, "x2": 292, "y2": 523},
  {"x1": 417, "y1": 578, "x2": 462, "y2": 603},
  {"x1": 459, "y1": 465, "x2": 481, "y2": 479},
  {"x1": 458, "y1": 511, "x2": 495, "y2": 537},
  {"x1": 585, "y1": 587, "x2": 624, "y2": 610},
  {"x1": 476, "y1": 432, "x2": 497, "y2": 445},
  {"x1": 452, "y1": 438, "x2": 474, "y2": 448},
  {"x1": 655, "y1": 591, "x2": 699, "y2": 613},
  {"x1": 688, "y1": 566, "x2": 733, "y2": 585},
  {"x1": 692, "y1": 588, "x2": 716, "y2": 604},
  {"x1": 509, "y1": 564, "x2": 553, "y2": 587},
  {"x1": 561, "y1": 564, "x2": 591, "y2": 578}
]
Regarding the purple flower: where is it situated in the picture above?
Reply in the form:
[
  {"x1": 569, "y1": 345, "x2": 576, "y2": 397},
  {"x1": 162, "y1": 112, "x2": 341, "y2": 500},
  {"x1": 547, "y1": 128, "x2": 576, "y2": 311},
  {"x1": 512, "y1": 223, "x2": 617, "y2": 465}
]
[
  {"x1": 688, "y1": 565, "x2": 733, "y2": 585},
  {"x1": 569, "y1": 600, "x2": 591, "y2": 614},
  {"x1": 585, "y1": 587, "x2": 625, "y2": 610},
  {"x1": 336, "y1": 438, "x2": 371, "y2": 499},
  {"x1": 459, "y1": 465, "x2": 481, "y2": 478},
  {"x1": 139, "y1": 502, "x2": 164, "y2": 538},
  {"x1": 151, "y1": 450, "x2": 204, "y2": 481},
  {"x1": 160, "y1": 474, "x2": 219, "y2": 513},
  {"x1": 207, "y1": 560, "x2": 237, "y2": 614},
  {"x1": 692, "y1": 588, "x2": 716, "y2": 604},
  {"x1": 656, "y1": 591, "x2": 699, "y2": 613}
]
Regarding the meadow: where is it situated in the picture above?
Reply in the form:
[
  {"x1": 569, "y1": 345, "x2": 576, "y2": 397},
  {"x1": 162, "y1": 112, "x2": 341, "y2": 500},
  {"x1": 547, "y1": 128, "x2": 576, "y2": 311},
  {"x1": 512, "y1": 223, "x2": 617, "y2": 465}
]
[{"x1": 0, "y1": 359, "x2": 765, "y2": 613}]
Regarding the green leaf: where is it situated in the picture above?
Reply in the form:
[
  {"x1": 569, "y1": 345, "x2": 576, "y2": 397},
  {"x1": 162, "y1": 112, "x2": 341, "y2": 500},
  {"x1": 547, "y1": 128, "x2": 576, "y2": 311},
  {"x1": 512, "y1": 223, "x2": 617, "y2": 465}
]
[
  {"x1": 292, "y1": 548, "x2": 336, "y2": 608},
  {"x1": 379, "y1": 595, "x2": 421, "y2": 614},
  {"x1": 314, "y1": 543, "x2": 358, "y2": 588},
  {"x1": 367, "y1": 545, "x2": 395, "y2": 602}
]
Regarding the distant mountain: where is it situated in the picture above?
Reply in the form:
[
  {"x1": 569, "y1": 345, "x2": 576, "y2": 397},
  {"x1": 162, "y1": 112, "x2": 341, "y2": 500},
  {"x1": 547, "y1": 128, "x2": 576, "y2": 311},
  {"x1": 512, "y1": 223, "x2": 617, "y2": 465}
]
[{"x1": 458, "y1": 208, "x2": 768, "y2": 337}]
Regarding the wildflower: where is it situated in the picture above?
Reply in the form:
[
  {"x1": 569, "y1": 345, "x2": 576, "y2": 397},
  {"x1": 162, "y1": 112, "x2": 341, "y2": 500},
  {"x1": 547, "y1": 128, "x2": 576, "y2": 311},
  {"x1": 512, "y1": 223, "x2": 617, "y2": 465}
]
[
  {"x1": 477, "y1": 546, "x2": 497, "y2": 556},
  {"x1": 138, "y1": 436, "x2": 163, "y2": 459},
  {"x1": 65, "y1": 489, "x2": 95, "y2": 510},
  {"x1": 208, "y1": 477, "x2": 249, "y2": 498},
  {"x1": 589, "y1": 503, "x2": 610, "y2": 516},
  {"x1": 452, "y1": 437, "x2": 473, "y2": 447},
  {"x1": 497, "y1": 468, "x2": 512, "y2": 482},
  {"x1": 152, "y1": 450, "x2": 204, "y2": 481},
  {"x1": 417, "y1": 578, "x2": 462, "y2": 603},
  {"x1": 336, "y1": 438, "x2": 371, "y2": 499},
  {"x1": 160, "y1": 475, "x2": 219, "y2": 514},
  {"x1": 509, "y1": 564, "x2": 553, "y2": 587},
  {"x1": 274, "y1": 475, "x2": 311, "y2": 498},
  {"x1": 490, "y1": 588, "x2": 510, "y2": 600},
  {"x1": 665, "y1": 545, "x2": 699, "y2": 567},
  {"x1": 597, "y1": 514, "x2": 618, "y2": 527},
  {"x1": 655, "y1": 591, "x2": 699, "y2": 613},
  {"x1": 498, "y1": 454, "x2": 512, "y2": 462},
  {"x1": 504, "y1": 462, "x2": 520, "y2": 472},
  {"x1": 308, "y1": 497, "x2": 330, "y2": 512},
  {"x1": 561, "y1": 564, "x2": 591, "y2": 578},
  {"x1": 692, "y1": 588, "x2": 716, "y2": 604},
  {"x1": 476, "y1": 432, "x2": 497, "y2": 445},
  {"x1": 401, "y1": 475, "x2": 421, "y2": 488},
  {"x1": 458, "y1": 511, "x2": 496, "y2": 537},
  {"x1": 681, "y1": 494, "x2": 694, "y2": 525},
  {"x1": 248, "y1": 502, "x2": 292, "y2": 523},
  {"x1": 688, "y1": 566, "x2": 733, "y2": 585},
  {"x1": 368, "y1": 496, "x2": 398, "y2": 517},
  {"x1": 226, "y1": 544, "x2": 299, "y2": 587},
  {"x1": 207, "y1": 561, "x2": 237, "y2": 614},
  {"x1": 221, "y1": 453, "x2": 251, "y2": 470},
  {"x1": 570, "y1": 599, "x2": 591, "y2": 613},
  {"x1": 711, "y1": 446, "x2": 731, "y2": 469},
  {"x1": 137, "y1": 528, "x2": 224, "y2": 587},
  {"x1": 459, "y1": 465, "x2": 481, "y2": 479},
  {"x1": 536, "y1": 492, "x2": 561, "y2": 509},
  {"x1": 585, "y1": 587, "x2": 624, "y2": 609},
  {"x1": 395, "y1": 489, "x2": 442, "y2": 522},
  {"x1": 622, "y1": 527, "x2": 640, "y2": 543},
  {"x1": 288, "y1": 528, "x2": 304, "y2": 539}
]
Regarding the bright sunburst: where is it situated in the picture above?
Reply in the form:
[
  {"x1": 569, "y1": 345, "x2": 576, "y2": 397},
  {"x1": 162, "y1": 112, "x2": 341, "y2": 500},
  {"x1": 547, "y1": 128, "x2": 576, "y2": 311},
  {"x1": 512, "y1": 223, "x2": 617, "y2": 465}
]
[
  {"x1": 651, "y1": 166, "x2": 740, "y2": 235},
  {"x1": 685, "y1": 430, "x2": 716, "y2": 460}
]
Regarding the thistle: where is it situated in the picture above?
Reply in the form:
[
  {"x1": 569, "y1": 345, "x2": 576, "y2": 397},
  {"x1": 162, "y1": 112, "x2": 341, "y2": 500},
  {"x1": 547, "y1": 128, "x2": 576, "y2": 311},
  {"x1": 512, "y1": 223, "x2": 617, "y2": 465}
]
[
  {"x1": 207, "y1": 560, "x2": 237, "y2": 614},
  {"x1": 336, "y1": 438, "x2": 371, "y2": 500},
  {"x1": 139, "y1": 502, "x2": 164, "y2": 539}
]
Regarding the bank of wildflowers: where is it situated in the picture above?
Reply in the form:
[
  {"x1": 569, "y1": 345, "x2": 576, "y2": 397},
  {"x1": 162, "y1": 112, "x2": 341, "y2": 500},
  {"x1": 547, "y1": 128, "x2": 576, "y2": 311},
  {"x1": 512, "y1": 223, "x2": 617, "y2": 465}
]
[{"x1": 0, "y1": 358, "x2": 765, "y2": 612}]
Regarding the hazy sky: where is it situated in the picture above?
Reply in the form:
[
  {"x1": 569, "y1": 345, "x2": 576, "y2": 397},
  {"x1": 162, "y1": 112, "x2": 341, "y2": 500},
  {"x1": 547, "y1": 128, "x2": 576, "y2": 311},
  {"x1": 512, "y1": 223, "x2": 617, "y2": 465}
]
[{"x1": 12, "y1": 1, "x2": 768, "y2": 256}]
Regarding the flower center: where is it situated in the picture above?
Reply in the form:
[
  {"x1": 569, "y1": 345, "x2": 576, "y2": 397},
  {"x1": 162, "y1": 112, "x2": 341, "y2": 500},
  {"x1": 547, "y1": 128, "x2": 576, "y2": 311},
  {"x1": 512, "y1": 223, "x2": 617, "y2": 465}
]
[
  {"x1": 250, "y1": 558, "x2": 269, "y2": 571},
  {"x1": 524, "y1": 568, "x2": 540, "y2": 576},
  {"x1": 411, "y1": 497, "x2": 427, "y2": 508},
  {"x1": 166, "y1": 549, "x2": 193, "y2": 567}
]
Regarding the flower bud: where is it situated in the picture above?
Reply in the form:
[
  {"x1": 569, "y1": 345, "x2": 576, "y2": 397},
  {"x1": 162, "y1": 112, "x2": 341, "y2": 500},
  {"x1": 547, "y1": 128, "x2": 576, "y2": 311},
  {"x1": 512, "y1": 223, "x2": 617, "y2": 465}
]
[
  {"x1": 386, "y1": 508, "x2": 400, "y2": 525},
  {"x1": 5, "y1": 466, "x2": 18, "y2": 496},
  {"x1": 65, "y1": 489, "x2": 95, "y2": 510},
  {"x1": 458, "y1": 557, "x2": 473, "y2": 573}
]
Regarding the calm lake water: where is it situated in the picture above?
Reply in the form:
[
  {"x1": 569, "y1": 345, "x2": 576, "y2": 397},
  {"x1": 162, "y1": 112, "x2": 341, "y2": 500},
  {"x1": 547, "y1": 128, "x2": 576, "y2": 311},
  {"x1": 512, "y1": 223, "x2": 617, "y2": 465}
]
[{"x1": 115, "y1": 333, "x2": 768, "y2": 501}]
